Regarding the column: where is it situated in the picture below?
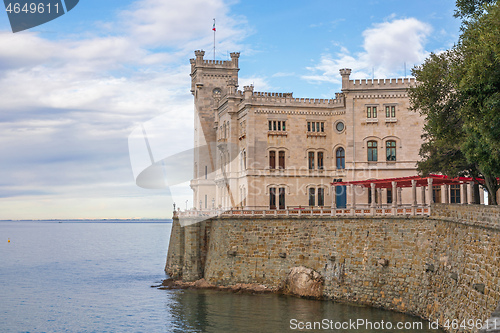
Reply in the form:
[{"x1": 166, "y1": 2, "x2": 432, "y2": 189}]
[
  {"x1": 462, "y1": 183, "x2": 468, "y2": 205},
  {"x1": 350, "y1": 184, "x2": 356, "y2": 209},
  {"x1": 370, "y1": 183, "x2": 376, "y2": 208},
  {"x1": 468, "y1": 181, "x2": 474, "y2": 204},
  {"x1": 421, "y1": 186, "x2": 426, "y2": 205},
  {"x1": 332, "y1": 185, "x2": 336, "y2": 208},
  {"x1": 397, "y1": 187, "x2": 402, "y2": 207},
  {"x1": 392, "y1": 181, "x2": 397, "y2": 208},
  {"x1": 411, "y1": 179, "x2": 417, "y2": 207},
  {"x1": 427, "y1": 178, "x2": 434, "y2": 205},
  {"x1": 444, "y1": 184, "x2": 449, "y2": 204}
]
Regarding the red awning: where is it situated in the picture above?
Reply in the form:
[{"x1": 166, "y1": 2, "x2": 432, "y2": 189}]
[{"x1": 331, "y1": 174, "x2": 482, "y2": 189}]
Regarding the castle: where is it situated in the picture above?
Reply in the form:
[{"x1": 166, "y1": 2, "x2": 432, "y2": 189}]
[{"x1": 188, "y1": 50, "x2": 472, "y2": 214}]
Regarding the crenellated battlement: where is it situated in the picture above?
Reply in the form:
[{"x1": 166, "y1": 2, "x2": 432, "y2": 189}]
[
  {"x1": 191, "y1": 50, "x2": 240, "y2": 69},
  {"x1": 239, "y1": 90, "x2": 344, "y2": 107},
  {"x1": 348, "y1": 77, "x2": 416, "y2": 90},
  {"x1": 253, "y1": 92, "x2": 293, "y2": 98}
]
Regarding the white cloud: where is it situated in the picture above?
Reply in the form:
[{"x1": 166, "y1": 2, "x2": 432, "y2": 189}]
[
  {"x1": 0, "y1": 0, "x2": 245, "y2": 219},
  {"x1": 238, "y1": 76, "x2": 271, "y2": 91},
  {"x1": 303, "y1": 18, "x2": 432, "y2": 85},
  {"x1": 362, "y1": 18, "x2": 432, "y2": 72}
]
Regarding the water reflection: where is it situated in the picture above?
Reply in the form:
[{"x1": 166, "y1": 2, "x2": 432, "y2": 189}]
[{"x1": 165, "y1": 289, "x2": 443, "y2": 333}]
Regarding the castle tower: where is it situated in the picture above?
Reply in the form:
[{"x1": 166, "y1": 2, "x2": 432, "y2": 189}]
[{"x1": 190, "y1": 50, "x2": 240, "y2": 210}]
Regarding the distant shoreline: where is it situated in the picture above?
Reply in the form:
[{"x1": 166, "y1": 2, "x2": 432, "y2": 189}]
[{"x1": 0, "y1": 219, "x2": 173, "y2": 223}]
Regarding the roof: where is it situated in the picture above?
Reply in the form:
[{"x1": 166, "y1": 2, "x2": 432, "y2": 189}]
[{"x1": 331, "y1": 174, "x2": 482, "y2": 189}]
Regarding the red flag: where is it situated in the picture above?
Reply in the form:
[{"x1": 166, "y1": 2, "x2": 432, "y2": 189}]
[{"x1": 212, "y1": 21, "x2": 216, "y2": 31}]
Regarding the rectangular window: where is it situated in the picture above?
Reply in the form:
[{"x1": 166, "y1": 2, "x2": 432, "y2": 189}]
[
  {"x1": 367, "y1": 141, "x2": 378, "y2": 161},
  {"x1": 308, "y1": 152, "x2": 315, "y2": 169},
  {"x1": 270, "y1": 187, "x2": 276, "y2": 209},
  {"x1": 367, "y1": 107, "x2": 372, "y2": 118},
  {"x1": 372, "y1": 106, "x2": 377, "y2": 118},
  {"x1": 450, "y1": 185, "x2": 461, "y2": 203},
  {"x1": 386, "y1": 141, "x2": 396, "y2": 161},
  {"x1": 318, "y1": 188, "x2": 325, "y2": 206},
  {"x1": 279, "y1": 187, "x2": 285, "y2": 209},
  {"x1": 269, "y1": 120, "x2": 286, "y2": 132},
  {"x1": 385, "y1": 106, "x2": 390, "y2": 118},
  {"x1": 278, "y1": 151, "x2": 285, "y2": 169},
  {"x1": 317, "y1": 152, "x2": 324, "y2": 170},
  {"x1": 391, "y1": 106, "x2": 396, "y2": 118},
  {"x1": 269, "y1": 151, "x2": 276, "y2": 169},
  {"x1": 307, "y1": 121, "x2": 325, "y2": 133},
  {"x1": 309, "y1": 188, "x2": 315, "y2": 206}
]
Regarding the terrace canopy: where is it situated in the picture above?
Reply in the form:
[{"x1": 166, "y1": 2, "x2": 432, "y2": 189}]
[
  {"x1": 331, "y1": 174, "x2": 480, "y2": 189},
  {"x1": 331, "y1": 174, "x2": 483, "y2": 207}
]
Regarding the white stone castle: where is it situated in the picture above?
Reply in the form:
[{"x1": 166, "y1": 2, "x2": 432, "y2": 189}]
[{"x1": 187, "y1": 50, "x2": 478, "y2": 216}]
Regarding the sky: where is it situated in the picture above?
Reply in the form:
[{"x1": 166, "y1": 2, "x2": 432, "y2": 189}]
[{"x1": 0, "y1": 0, "x2": 461, "y2": 220}]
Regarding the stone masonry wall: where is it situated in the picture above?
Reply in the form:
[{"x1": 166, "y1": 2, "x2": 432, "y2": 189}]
[{"x1": 166, "y1": 205, "x2": 500, "y2": 332}]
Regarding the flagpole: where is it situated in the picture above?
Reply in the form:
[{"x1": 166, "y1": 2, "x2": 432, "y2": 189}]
[{"x1": 213, "y1": 18, "x2": 216, "y2": 60}]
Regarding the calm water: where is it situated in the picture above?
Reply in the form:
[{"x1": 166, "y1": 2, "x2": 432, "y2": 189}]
[{"x1": 0, "y1": 221, "x2": 442, "y2": 333}]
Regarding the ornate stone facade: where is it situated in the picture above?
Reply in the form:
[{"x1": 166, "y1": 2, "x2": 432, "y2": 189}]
[{"x1": 190, "y1": 50, "x2": 425, "y2": 211}]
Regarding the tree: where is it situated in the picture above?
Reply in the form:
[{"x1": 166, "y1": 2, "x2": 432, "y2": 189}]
[
  {"x1": 454, "y1": 0, "x2": 496, "y2": 19},
  {"x1": 409, "y1": 1, "x2": 500, "y2": 204}
]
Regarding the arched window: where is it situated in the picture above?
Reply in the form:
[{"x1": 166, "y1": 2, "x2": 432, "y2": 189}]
[
  {"x1": 318, "y1": 188, "x2": 325, "y2": 206},
  {"x1": 308, "y1": 152, "x2": 315, "y2": 170},
  {"x1": 308, "y1": 188, "x2": 315, "y2": 206},
  {"x1": 269, "y1": 151, "x2": 276, "y2": 169},
  {"x1": 269, "y1": 187, "x2": 276, "y2": 209},
  {"x1": 279, "y1": 187, "x2": 285, "y2": 209},
  {"x1": 336, "y1": 147, "x2": 345, "y2": 169},
  {"x1": 278, "y1": 151, "x2": 285, "y2": 169},
  {"x1": 386, "y1": 140, "x2": 396, "y2": 161},
  {"x1": 367, "y1": 141, "x2": 378, "y2": 161},
  {"x1": 317, "y1": 152, "x2": 324, "y2": 170}
]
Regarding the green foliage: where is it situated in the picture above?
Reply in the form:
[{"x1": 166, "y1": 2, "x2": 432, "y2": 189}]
[
  {"x1": 454, "y1": 0, "x2": 495, "y2": 20},
  {"x1": 409, "y1": 1, "x2": 500, "y2": 204}
]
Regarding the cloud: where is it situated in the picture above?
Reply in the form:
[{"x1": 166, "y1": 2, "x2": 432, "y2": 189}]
[
  {"x1": 0, "y1": 0, "x2": 246, "y2": 219},
  {"x1": 303, "y1": 18, "x2": 432, "y2": 85},
  {"x1": 119, "y1": 0, "x2": 249, "y2": 51},
  {"x1": 238, "y1": 76, "x2": 271, "y2": 91}
]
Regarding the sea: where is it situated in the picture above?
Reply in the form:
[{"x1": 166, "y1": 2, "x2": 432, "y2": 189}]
[{"x1": 0, "y1": 220, "x2": 443, "y2": 333}]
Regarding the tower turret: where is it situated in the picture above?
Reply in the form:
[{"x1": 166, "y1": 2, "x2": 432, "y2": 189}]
[
  {"x1": 190, "y1": 50, "x2": 240, "y2": 211},
  {"x1": 340, "y1": 68, "x2": 352, "y2": 91}
]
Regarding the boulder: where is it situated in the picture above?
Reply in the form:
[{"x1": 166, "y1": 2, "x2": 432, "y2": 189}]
[{"x1": 281, "y1": 266, "x2": 324, "y2": 298}]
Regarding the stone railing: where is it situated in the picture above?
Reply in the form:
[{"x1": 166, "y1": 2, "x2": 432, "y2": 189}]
[{"x1": 175, "y1": 205, "x2": 430, "y2": 218}]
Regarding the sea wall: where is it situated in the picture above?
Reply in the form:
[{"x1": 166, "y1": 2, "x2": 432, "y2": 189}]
[{"x1": 166, "y1": 204, "x2": 500, "y2": 332}]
